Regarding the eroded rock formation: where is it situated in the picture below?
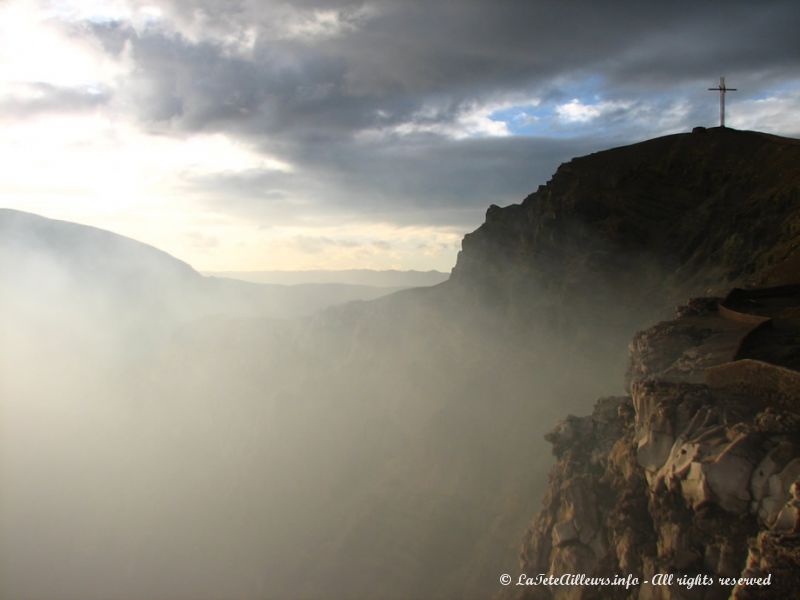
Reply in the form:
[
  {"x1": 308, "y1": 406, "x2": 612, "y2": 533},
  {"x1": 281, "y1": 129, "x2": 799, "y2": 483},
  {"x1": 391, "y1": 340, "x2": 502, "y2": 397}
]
[{"x1": 508, "y1": 286, "x2": 800, "y2": 600}]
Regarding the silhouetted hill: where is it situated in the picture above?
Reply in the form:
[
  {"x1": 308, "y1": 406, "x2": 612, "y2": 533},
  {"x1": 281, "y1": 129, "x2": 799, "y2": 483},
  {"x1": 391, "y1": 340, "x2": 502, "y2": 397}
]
[
  {"x1": 0, "y1": 207, "x2": 198, "y2": 288},
  {"x1": 0, "y1": 209, "x2": 405, "y2": 323},
  {"x1": 450, "y1": 128, "x2": 800, "y2": 341}
]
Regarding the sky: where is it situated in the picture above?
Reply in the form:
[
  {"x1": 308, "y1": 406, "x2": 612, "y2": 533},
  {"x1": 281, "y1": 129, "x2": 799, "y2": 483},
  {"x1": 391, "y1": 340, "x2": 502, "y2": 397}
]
[{"x1": 1, "y1": 0, "x2": 799, "y2": 272}]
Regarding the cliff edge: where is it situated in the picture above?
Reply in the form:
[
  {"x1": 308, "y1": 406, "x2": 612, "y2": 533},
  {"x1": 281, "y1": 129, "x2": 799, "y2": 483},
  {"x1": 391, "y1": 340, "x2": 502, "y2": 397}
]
[
  {"x1": 451, "y1": 128, "x2": 800, "y2": 342},
  {"x1": 506, "y1": 285, "x2": 800, "y2": 599}
]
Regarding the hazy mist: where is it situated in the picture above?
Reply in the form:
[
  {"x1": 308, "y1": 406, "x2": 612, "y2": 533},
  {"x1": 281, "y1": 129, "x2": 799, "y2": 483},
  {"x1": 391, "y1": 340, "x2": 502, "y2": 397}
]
[{"x1": 0, "y1": 210, "x2": 646, "y2": 600}]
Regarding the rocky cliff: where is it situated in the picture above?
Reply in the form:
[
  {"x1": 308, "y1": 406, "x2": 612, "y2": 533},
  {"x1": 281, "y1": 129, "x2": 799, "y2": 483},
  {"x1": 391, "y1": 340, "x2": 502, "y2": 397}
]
[
  {"x1": 451, "y1": 128, "x2": 800, "y2": 348},
  {"x1": 505, "y1": 285, "x2": 800, "y2": 599}
]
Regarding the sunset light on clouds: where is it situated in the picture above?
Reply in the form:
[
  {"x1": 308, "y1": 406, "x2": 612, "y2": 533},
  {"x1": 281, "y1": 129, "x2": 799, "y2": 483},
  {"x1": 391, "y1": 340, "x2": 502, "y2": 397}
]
[{"x1": 1, "y1": 0, "x2": 799, "y2": 271}]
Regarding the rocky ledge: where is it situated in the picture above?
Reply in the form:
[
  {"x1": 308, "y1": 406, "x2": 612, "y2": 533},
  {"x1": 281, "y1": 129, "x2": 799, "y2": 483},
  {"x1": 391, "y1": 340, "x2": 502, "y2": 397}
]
[{"x1": 508, "y1": 285, "x2": 800, "y2": 600}]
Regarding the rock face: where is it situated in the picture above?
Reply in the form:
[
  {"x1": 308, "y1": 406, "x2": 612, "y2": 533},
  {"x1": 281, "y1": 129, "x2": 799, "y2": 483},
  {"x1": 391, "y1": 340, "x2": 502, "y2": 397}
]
[
  {"x1": 508, "y1": 285, "x2": 800, "y2": 600},
  {"x1": 451, "y1": 128, "x2": 800, "y2": 347}
]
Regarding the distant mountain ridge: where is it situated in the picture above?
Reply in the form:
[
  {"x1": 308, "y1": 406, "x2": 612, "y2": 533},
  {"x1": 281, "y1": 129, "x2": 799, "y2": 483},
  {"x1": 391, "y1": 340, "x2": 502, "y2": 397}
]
[
  {"x1": 0, "y1": 207, "x2": 199, "y2": 284},
  {"x1": 205, "y1": 269, "x2": 449, "y2": 288},
  {"x1": 0, "y1": 209, "x2": 406, "y2": 322}
]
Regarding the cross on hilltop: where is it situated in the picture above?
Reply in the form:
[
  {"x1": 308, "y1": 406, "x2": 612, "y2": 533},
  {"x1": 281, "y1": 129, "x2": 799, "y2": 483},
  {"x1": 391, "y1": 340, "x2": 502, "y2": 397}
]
[{"x1": 708, "y1": 76, "x2": 737, "y2": 127}]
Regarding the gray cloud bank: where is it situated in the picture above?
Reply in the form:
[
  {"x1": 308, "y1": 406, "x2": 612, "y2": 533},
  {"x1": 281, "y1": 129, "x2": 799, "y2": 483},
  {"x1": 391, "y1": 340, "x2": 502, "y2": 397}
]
[{"x1": 30, "y1": 0, "x2": 800, "y2": 229}]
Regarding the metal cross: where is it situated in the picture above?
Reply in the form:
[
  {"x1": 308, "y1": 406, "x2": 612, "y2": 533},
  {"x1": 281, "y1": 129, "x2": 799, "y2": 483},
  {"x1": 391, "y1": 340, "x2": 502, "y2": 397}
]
[{"x1": 708, "y1": 76, "x2": 737, "y2": 127}]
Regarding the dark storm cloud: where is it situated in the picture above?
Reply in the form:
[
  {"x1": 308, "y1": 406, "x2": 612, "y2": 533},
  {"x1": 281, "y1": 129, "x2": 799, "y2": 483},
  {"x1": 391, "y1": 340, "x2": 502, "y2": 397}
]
[
  {"x1": 122, "y1": 0, "x2": 799, "y2": 109},
  {"x1": 186, "y1": 134, "x2": 602, "y2": 227},
  {"x1": 78, "y1": 0, "x2": 800, "y2": 226}
]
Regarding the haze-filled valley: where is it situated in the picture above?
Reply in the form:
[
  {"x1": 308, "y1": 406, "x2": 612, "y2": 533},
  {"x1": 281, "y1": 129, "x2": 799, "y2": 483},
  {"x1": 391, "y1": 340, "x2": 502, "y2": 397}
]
[
  {"x1": 4, "y1": 128, "x2": 800, "y2": 600},
  {"x1": 2, "y1": 210, "x2": 624, "y2": 600}
]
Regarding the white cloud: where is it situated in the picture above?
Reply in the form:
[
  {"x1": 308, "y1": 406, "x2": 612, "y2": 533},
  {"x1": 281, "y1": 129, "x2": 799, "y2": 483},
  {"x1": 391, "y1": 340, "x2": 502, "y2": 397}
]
[
  {"x1": 282, "y1": 8, "x2": 361, "y2": 41},
  {"x1": 0, "y1": 112, "x2": 290, "y2": 192},
  {"x1": 41, "y1": 0, "x2": 136, "y2": 24},
  {"x1": 728, "y1": 91, "x2": 800, "y2": 136},
  {"x1": 362, "y1": 100, "x2": 513, "y2": 141},
  {"x1": 0, "y1": 111, "x2": 293, "y2": 254},
  {"x1": 512, "y1": 111, "x2": 539, "y2": 126},
  {"x1": 116, "y1": 2, "x2": 377, "y2": 56},
  {"x1": 0, "y1": 0, "x2": 127, "y2": 89},
  {"x1": 555, "y1": 98, "x2": 632, "y2": 123}
]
